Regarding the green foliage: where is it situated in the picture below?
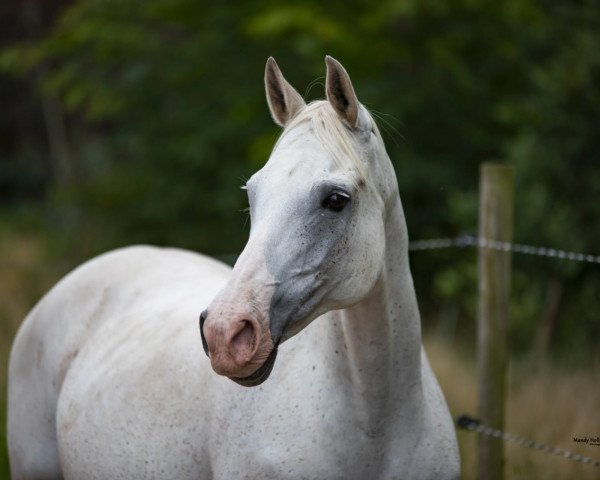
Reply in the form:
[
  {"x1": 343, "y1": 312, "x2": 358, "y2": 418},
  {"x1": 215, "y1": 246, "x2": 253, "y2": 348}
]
[{"x1": 1, "y1": 0, "x2": 598, "y2": 360}]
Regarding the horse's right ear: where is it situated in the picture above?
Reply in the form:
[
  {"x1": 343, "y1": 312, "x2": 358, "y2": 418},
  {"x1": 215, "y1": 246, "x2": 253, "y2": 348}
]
[{"x1": 265, "y1": 57, "x2": 305, "y2": 127}]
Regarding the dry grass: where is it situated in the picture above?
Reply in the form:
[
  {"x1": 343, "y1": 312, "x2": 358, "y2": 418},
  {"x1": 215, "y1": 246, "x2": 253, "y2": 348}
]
[
  {"x1": 0, "y1": 230, "x2": 70, "y2": 479},
  {"x1": 426, "y1": 335, "x2": 600, "y2": 480}
]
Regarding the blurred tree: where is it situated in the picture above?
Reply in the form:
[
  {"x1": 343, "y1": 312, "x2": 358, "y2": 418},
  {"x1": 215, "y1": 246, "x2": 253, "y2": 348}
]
[
  {"x1": 0, "y1": 0, "x2": 74, "y2": 202},
  {"x1": 1, "y1": 0, "x2": 598, "y2": 360}
]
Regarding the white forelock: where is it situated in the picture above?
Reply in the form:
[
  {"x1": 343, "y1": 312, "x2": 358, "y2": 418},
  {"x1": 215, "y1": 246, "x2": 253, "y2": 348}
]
[{"x1": 274, "y1": 100, "x2": 383, "y2": 188}]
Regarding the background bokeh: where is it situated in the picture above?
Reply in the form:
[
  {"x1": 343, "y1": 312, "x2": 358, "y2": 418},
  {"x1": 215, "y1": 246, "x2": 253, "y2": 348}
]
[{"x1": 1, "y1": 1, "x2": 598, "y2": 478}]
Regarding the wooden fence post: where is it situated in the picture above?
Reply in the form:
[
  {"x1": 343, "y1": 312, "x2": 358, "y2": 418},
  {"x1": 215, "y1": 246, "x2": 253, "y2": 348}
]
[{"x1": 477, "y1": 163, "x2": 514, "y2": 480}]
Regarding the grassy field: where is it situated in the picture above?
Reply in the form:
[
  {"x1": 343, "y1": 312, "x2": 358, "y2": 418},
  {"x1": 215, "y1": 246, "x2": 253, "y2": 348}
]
[
  {"x1": 0, "y1": 231, "x2": 66, "y2": 478},
  {"x1": 1, "y1": 230, "x2": 598, "y2": 479},
  {"x1": 426, "y1": 336, "x2": 600, "y2": 480}
]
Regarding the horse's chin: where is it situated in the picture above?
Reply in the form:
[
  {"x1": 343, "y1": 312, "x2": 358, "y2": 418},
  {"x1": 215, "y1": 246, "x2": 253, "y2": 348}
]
[{"x1": 229, "y1": 347, "x2": 278, "y2": 387}]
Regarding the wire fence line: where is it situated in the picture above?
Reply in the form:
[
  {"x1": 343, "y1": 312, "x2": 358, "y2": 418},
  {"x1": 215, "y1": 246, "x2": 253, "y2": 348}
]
[
  {"x1": 456, "y1": 415, "x2": 600, "y2": 468},
  {"x1": 420, "y1": 232, "x2": 600, "y2": 470},
  {"x1": 3, "y1": 235, "x2": 597, "y2": 269},
  {"x1": 408, "y1": 234, "x2": 600, "y2": 265}
]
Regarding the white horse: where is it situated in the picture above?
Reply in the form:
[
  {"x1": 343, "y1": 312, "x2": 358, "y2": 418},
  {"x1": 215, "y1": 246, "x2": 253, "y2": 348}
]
[{"x1": 8, "y1": 56, "x2": 459, "y2": 479}]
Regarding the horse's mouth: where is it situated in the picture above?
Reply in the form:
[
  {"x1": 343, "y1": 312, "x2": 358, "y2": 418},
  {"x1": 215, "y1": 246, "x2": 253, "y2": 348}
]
[{"x1": 229, "y1": 346, "x2": 278, "y2": 387}]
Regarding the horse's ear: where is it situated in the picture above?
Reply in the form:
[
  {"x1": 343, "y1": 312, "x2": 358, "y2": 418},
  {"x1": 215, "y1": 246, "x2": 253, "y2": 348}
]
[
  {"x1": 325, "y1": 56, "x2": 359, "y2": 128},
  {"x1": 265, "y1": 57, "x2": 305, "y2": 127}
]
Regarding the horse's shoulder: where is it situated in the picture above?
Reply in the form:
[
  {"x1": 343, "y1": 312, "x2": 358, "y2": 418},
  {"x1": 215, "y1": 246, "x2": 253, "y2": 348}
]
[{"x1": 10, "y1": 245, "x2": 230, "y2": 387}]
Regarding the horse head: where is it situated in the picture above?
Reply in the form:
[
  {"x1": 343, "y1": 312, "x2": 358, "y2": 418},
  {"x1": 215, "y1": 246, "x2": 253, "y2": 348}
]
[{"x1": 200, "y1": 56, "x2": 398, "y2": 386}]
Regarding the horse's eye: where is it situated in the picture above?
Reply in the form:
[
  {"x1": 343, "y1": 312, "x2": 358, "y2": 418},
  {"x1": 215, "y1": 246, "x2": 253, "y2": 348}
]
[{"x1": 323, "y1": 192, "x2": 350, "y2": 212}]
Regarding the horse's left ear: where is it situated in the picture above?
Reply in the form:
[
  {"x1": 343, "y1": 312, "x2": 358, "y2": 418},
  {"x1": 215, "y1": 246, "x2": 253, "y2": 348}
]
[{"x1": 325, "y1": 56, "x2": 359, "y2": 128}]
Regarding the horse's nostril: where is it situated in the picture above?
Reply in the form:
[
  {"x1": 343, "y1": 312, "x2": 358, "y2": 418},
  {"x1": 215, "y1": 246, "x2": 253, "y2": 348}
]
[
  {"x1": 199, "y1": 309, "x2": 209, "y2": 357},
  {"x1": 231, "y1": 320, "x2": 258, "y2": 361}
]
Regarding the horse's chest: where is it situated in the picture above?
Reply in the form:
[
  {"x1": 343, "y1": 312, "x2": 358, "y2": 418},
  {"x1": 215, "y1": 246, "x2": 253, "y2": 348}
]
[
  {"x1": 211, "y1": 416, "x2": 389, "y2": 480},
  {"x1": 208, "y1": 378, "x2": 397, "y2": 479}
]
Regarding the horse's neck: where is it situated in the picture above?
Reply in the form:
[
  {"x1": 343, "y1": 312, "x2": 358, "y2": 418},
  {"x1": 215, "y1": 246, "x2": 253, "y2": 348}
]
[{"x1": 332, "y1": 194, "x2": 423, "y2": 434}]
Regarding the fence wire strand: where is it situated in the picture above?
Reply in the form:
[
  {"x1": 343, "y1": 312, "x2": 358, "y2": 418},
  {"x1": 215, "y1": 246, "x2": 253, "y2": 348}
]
[
  {"x1": 457, "y1": 415, "x2": 600, "y2": 468},
  {"x1": 409, "y1": 235, "x2": 600, "y2": 264}
]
